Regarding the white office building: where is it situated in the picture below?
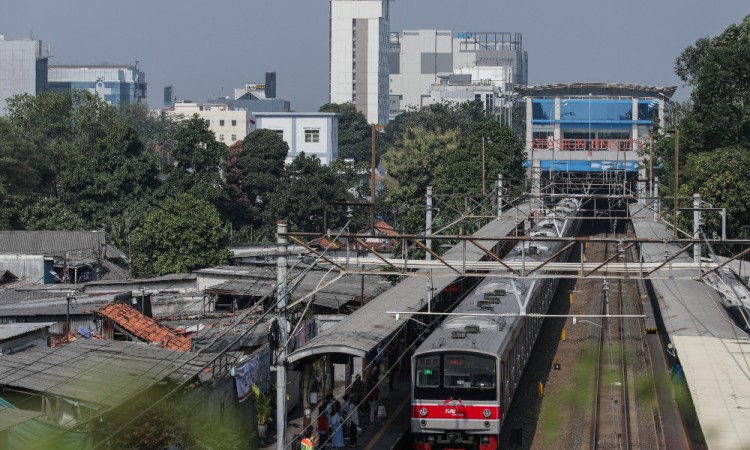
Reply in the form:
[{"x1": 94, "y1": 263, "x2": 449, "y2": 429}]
[
  {"x1": 329, "y1": 0, "x2": 390, "y2": 125},
  {"x1": 170, "y1": 101, "x2": 250, "y2": 144},
  {"x1": 389, "y1": 30, "x2": 527, "y2": 118},
  {"x1": 0, "y1": 36, "x2": 48, "y2": 115},
  {"x1": 254, "y1": 112, "x2": 339, "y2": 165}
]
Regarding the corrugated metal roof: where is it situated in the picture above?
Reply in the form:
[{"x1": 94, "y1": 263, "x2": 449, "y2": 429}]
[
  {"x1": 0, "y1": 323, "x2": 53, "y2": 341},
  {"x1": 288, "y1": 203, "x2": 530, "y2": 363},
  {"x1": 631, "y1": 205, "x2": 750, "y2": 450},
  {"x1": 0, "y1": 231, "x2": 126, "y2": 260},
  {"x1": 630, "y1": 206, "x2": 742, "y2": 338},
  {"x1": 0, "y1": 340, "x2": 214, "y2": 407},
  {"x1": 203, "y1": 267, "x2": 392, "y2": 310},
  {"x1": 0, "y1": 408, "x2": 43, "y2": 432}
]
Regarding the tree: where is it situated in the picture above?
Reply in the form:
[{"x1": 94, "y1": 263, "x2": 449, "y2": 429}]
[
  {"x1": 117, "y1": 103, "x2": 182, "y2": 170},
  {"x1": 266, "y1": 153, "x2": 354, "y2": 232},
  {"x1": 224, "y1": 129, "x2": 288, "y2": 230},
  {"x1": 319, "y1": 103, "x2": 372, "y2": 163},
  {"x1": 160, "y1": 115, "x2": 229, "y2": 207},
  {"x1": 61, "y1": 121, "x2": 160, "y2": 227},
  {"x1": 383, "y1": 102, "x2": 486, "y2": 154},
  {"x1": 130, "y1": 194, "x2": 230, "y2": 277},
  {"x1": 4, "y1": 91, "x2": 161, "y2": 229},
  {"x1": 382, "y1": 127, "x2": 460, "y2": 232},
  {"x1": 0, "y1": 118, "x2": 49, "y2": 228},
  {"x1": 434, "y1": 121, "x2": 526, "y2": 196},
  {"x1": 20, "y1": 197, "x2": 87, "y2": 231},
  {"x1": 675, "y1": 14, "x2": 750, "y2": 152},
  {"x1": 678, "y1": 147, "x2": 750, "y2": 239}
]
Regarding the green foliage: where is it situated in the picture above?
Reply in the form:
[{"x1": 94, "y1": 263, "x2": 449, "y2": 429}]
[
  {"x1": 20, "y1": 197, "x2": 87, "y2": 231},
  {"x1": 160, "y1": 114, "x2": 229, "y2": 206},
  {"x1": 679, "y1": 147, "x2": 750, "y2": 239},
  {"x1": 266, "y1": 153, "x2": 354, "y2": 232},
  {"x1": 675, "y1": 14, "x2": 750, "y2": 152},
  {"x1": 434, "y1": 121, "x2": 526, "y2": 196},
  {"x1": 117, "y1": 103, "x2": 182, "y2": 170},
  {"x1": 0, "y1": 117, "x2": 50, "y2": 228},
  {"x1": 319, "y1": 102, "x2": 372, "y2": 163},
  {"x1": 130, "y1": 194, "x2": 230, "y2": 277},
  {"x1": 252, "y1": 384, "x2": 272, "y2": 425},
  {"x1": 107, "y1": 394, "x2": 250, "y2": 450},
  {"x1": 383, "y1": 127, "x2": 459, "y2": 211},
  {"x1": 61, "y1": 121, "x2": 160, "y2": 227},
  {"x1": 5, "y1": 91, "x2": 160, "y2": 230},
  {"x1": 383, "y1": 102, "x2": 486, "y2": 153},
  {"x1": 224, "y1": 128, "x2": 288, "y2": 229}
]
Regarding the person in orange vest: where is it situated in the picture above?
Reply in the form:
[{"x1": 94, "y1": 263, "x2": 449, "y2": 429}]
[{"x1": 300, "y1": 425, "x2": 317, "y2": 450}]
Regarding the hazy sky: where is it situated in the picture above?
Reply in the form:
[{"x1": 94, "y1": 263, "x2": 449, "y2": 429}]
[{"x1": 2, "y1": 1, "x2": 748, "y2": 111}]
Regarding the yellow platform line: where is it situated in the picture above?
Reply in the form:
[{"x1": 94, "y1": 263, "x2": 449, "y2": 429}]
[{"x1": 363, "y1": 395, "x2": 410, "y2": 450}]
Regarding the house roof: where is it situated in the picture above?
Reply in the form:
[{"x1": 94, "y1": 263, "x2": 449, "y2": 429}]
[
  {"x1": 0, "y1": 269, "x2": 17, "y2": 283},
  {"x1": 97, "y1": 303, "x2": 191, "y2": 351},
  {"x1": 0, "y1": 231, "x2": 126, "y2": 260},
  {"x1": 0, "y1": 340, "x2": 214, "y2": 407},
  {"x1": 0, "y1": 323, "x2": 53, "y2": 342}
]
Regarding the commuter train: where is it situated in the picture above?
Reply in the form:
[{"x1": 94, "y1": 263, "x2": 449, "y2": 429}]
[{"x1": 411, "y1": 198, "x2": 583, "y2": 450}]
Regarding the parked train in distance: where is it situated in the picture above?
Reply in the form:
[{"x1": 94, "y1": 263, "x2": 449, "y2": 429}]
[{"x1": 411, "y1": 197, "x2": 583, "y2": 450}]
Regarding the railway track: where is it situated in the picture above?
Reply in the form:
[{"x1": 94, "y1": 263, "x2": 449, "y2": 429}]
[{"x1": 590, "y1": 238, "x2": 632, "y2": 449}]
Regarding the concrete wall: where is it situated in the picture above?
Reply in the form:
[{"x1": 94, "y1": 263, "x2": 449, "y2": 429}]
[
  {"x1": 255, "y1": 114, "x2": 339, "y2": 165},
  {"x1": 0, "y1": 254, "x2": 53, "y2": 284},
  {"x1": 330, "y1": 0, "x2": 389, "y2": 124},
  {"x1": 0, "y1": 327, "x2": 49, "y2": 355},
  {"x1": 0, "y1": 38, "x2": 42, "y2": 115},
  {"x1": 170, "y1": 103, "x2": 249, "y2": 144}
]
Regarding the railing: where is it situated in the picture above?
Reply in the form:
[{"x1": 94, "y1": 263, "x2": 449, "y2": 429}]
[{"x1": 531, "y1": 138, "x2": 647, "y2": 152}]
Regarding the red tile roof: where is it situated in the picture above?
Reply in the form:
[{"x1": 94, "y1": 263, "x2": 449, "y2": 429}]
[{"x1": 98, "y1": 303, "x2": 191, "y2": 351}]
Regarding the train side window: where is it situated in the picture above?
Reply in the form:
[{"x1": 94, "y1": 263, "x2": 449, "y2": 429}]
[{"x1": 415, "y1": 355, "x2": 440, "y2": 387}]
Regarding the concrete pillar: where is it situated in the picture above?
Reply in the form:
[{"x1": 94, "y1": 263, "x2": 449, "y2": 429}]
[{"x1": 526, "y1": 97, "x2": 533, "y2": 153}]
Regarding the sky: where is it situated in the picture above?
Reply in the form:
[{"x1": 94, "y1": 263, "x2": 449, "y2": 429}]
[{"x1": 2, "y1": 1, "x2": 748, "y2": 111}]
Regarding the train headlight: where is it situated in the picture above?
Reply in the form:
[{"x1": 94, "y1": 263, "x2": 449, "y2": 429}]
[
  {"x1": 419, "y1": 407, "x2": 428, "y2": 417},
  {"x1": 482, "y1": 408, "x2": 492, "y2": 418}
]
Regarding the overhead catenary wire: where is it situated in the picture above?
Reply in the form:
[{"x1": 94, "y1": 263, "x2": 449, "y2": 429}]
[{"x1": 53, "y1": 223, "x2": 356, "y2": 449}]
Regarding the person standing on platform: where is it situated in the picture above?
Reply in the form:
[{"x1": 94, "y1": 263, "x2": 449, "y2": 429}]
[
  {"x1": 366, "y1": 377, "x2": 380, "y2": 425},
  {"x1": 317, "y1": 403, "x2": 329, "y2": 449},
  {"x1": 329, "y1": 401, "x2": 346, "y2": 449},
  {"x1": 347, "y1": 394, "x2": 360, "y2": 447}
]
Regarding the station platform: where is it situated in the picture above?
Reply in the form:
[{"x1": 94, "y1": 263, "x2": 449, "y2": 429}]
[
  {"x1": 630, "y1": 203, "x2": 750, "y2": 450},
  {"x1": 260, "y1": 368, "x2": 411, "y2": 450}
]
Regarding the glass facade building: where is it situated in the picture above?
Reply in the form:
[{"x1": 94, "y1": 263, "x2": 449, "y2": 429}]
[{"x1": 47, "y1": 65, "x2": 146, "y2": 106}]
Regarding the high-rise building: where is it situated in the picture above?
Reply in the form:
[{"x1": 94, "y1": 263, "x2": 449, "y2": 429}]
[
  {"x1": 389, "y1": 30, "x2": 527, "y2": 118},
  {"x1": 47, "y1": 64, "x2": 146, "y2": 106},
  {"x1": 329, "y1": 0, "x2": 390, "y2": 125},
  {"x1": 0, "y1": 36, "x2": 48, "y2": 115}
]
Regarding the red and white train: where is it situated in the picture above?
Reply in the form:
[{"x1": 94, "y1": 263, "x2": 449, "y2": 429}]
[{"x1": 411, "y1": 198, "x2": 583, "y2": 450}]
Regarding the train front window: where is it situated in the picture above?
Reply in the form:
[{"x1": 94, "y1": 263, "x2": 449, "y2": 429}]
[
  {"x1": 414, "y1": 352, "x2": 497, "y2": 401},
  {"x1": 416, "y1": 355, "x2": 441, "y2": 387},
  {"x1": 444, "y1": 353, "x2": 496, "y2": 389}
]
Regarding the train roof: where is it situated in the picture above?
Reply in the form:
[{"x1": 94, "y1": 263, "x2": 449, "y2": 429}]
[{"x1": 414, "y1": 198, "x2": 582, "y2": 359}]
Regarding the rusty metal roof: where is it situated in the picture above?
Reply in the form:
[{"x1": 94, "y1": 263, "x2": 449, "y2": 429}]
[{"x1": 97, "y1": 303, "x2": 191, "y2": 351}]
